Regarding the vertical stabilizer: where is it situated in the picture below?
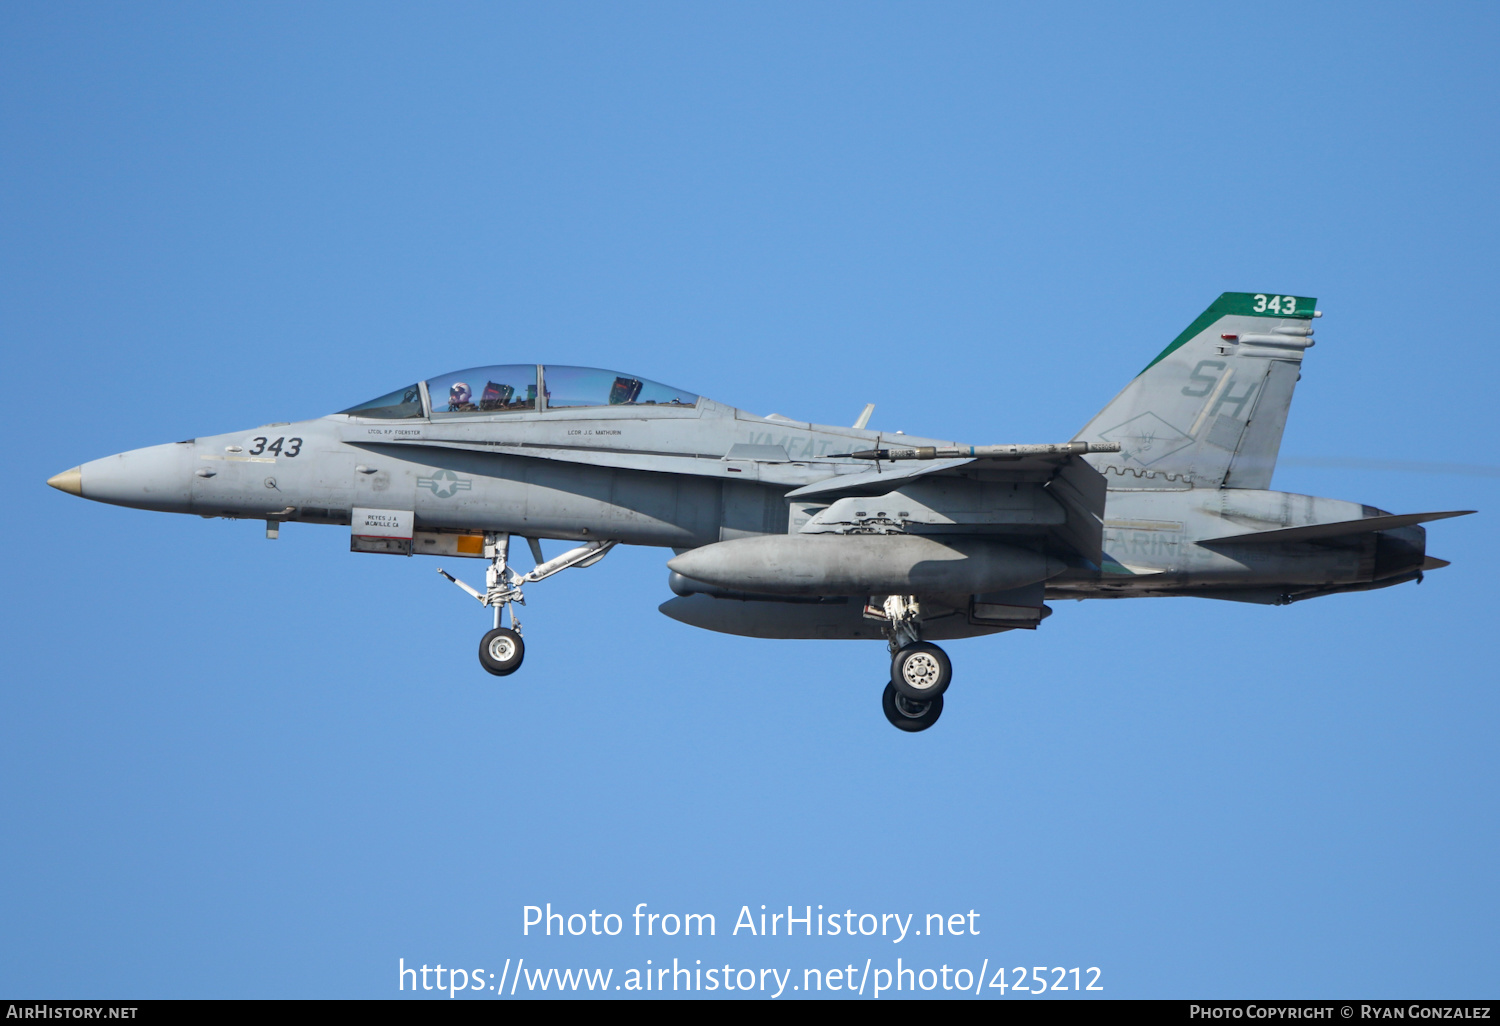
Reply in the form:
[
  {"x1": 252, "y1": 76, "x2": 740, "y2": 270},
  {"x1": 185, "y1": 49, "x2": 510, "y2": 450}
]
[{"x1": 1073, "y1": 292, "x2": 1317, "y2": 490}]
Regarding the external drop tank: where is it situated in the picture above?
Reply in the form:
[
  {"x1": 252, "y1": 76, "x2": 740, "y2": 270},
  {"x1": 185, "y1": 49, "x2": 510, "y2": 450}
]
[{"x1": 666, "y1": 534, "x2": 1066, "y2": 598}]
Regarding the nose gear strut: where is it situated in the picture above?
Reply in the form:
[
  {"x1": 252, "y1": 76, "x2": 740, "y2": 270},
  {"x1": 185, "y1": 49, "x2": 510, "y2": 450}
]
[{"x1": 438, "y1": 532, "x2": 617, "y2": 676}]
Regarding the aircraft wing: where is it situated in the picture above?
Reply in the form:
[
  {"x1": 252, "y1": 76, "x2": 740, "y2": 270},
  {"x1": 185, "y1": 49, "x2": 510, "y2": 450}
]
[
  {"x1": 782, "y1": 458, "x2": 977, "y2": 500},
  {"x1": 789, "y1": 453, "x2": 1109, "y2": 567}
]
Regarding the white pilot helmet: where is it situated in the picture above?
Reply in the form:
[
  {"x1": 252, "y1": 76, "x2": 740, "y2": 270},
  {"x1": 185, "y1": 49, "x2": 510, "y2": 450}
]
[{"x1": 450, "y1": 382, "x2": 472, "y2": 403}]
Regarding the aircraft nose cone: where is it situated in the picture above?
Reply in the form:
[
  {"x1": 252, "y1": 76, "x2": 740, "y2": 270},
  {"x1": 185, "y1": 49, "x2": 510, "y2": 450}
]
[
  {"x1": 47, "y1": 467, "x2": 83, "y2": 496},
  {"x1": 75, "y1": 442, "x2": 195, "y2": 512}
]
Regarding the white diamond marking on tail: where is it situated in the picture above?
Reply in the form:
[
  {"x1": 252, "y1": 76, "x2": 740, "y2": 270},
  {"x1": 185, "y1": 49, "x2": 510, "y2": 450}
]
[{"x1": 1099, "y1": 413, "x2": 1194, "y2": 468}]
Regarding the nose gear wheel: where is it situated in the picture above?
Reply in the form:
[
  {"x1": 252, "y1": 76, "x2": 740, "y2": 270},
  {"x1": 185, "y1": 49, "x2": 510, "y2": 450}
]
[{"x1": 479, "y1": 627, "x2": 524, "y2": 676}]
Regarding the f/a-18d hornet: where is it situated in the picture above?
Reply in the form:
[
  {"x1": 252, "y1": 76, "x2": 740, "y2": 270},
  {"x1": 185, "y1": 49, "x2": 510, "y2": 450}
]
[{"x1": 49, "y1": 293, "x2": 1472, "y2": 731}]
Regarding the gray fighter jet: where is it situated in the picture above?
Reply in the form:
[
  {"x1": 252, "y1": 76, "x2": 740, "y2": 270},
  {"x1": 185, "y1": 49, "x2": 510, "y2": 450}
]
[{"x1": 48, "y1": 293, "x2": 1472, "y2": 731}]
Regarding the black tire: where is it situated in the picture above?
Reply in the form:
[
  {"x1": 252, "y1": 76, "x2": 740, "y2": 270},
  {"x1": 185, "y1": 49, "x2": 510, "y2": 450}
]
[
  {"x1": 890, "y1": 642, "x2": 951, "y2": 701},
  {"x1": 478, "y1": 627, "x2": 525, "y2": 676},
  {"x1": 882, "y1": 682, "x2": 943, "y2": 732}
]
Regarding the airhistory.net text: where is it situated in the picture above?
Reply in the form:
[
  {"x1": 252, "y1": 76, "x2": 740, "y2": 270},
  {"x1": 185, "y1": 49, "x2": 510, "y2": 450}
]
[{"x1": 522, "y1": 903, "x2": 980, "y2": 943}]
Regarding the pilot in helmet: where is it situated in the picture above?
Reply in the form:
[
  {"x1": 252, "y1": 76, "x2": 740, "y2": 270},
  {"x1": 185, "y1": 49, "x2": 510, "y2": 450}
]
[{"x1": 449, "y1": 382, "x2": 473, "y2": 410}]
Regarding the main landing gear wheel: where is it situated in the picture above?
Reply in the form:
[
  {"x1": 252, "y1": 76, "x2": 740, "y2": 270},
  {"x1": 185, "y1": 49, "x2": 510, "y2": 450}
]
[
  {"x1": 478, "y1": 626, "x2": 525, "y2": 676},
  {"x1": 891, "y1": 642, "x2": 951, "y2": 702},
  {"x1": 882, "y1": 682, "x2": 943, "y2": 732}
]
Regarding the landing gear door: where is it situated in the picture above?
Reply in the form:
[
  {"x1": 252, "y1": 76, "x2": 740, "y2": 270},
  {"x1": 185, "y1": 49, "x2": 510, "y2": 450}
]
[{"x1": 352, "y1": 508, "x2": 414, "y2": 555}]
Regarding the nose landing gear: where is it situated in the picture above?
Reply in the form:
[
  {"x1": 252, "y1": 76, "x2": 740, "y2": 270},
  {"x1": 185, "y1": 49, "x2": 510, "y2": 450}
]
[
  {"x1": 439, "y1": 532, "x2": 617, "y2": 677},
  {"x1": 870, "y1": 594, "x2": 952, "y2": 732}
]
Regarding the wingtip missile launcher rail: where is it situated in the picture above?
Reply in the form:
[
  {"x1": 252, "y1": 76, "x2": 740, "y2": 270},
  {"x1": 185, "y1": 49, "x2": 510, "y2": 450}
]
[{"x1": 835, "y1": 441, "x2": 1122, "y2": 462}]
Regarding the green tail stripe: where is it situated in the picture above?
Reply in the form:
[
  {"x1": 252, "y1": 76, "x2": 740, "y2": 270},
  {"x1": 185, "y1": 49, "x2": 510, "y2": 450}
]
[{"x1": 1140, "y1": 292, "x2": 1317, "y2": 374}]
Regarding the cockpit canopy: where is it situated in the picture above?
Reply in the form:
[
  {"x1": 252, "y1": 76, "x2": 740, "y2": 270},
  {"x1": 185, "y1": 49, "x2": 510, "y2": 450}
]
[
  {"x1": 429, "y1": 365, "x2": 539, "y2": 415},
  {"x1": 338, "y1": 365, "x2": 699, "y2": 419},
  {"x1": 339, "y1": 384, "x2": 423, "y2": 420}
]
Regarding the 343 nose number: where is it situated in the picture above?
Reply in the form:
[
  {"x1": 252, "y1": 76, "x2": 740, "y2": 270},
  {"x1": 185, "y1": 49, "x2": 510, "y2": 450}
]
[{"x1": 248, "y1": 437, "x2": 302, "y2": 457}]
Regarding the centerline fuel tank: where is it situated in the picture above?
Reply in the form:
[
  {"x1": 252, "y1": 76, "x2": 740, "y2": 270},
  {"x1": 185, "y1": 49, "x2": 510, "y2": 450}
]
[{"x1": 666, "y1": 534, "x2": 1065, "y2": 598}]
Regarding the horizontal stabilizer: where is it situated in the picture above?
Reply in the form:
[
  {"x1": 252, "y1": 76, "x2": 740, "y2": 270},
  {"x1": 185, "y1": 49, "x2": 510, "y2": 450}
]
[{"x1": 1200, "y1": 510, "x2": 1474, "y2": 546}]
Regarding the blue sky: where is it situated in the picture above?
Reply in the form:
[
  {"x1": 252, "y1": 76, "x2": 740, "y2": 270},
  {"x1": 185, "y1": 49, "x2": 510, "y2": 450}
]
[{"x1": 2, "y1": 2, "x2": 1496, "y2": 999}]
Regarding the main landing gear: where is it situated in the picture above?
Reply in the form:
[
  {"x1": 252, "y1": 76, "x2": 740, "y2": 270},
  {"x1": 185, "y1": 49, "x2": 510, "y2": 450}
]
[
  {"x1": 883, "y1": 683, "x2": 944, "y2": 732},
  {"x1": 439, "y1": 533, "x2": 616, "y2": 677},
  {"x1": 869, "y1": 595, "x2": 952, "y2": 733}
]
